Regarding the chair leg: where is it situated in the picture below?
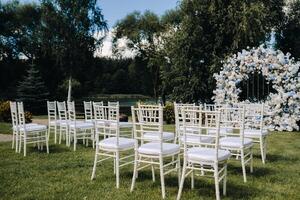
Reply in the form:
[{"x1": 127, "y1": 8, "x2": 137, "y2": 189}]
[
  {"x1": 18, "y1": 135, "x2": 22, "y2": 153},
  {"x1": 191, "y1": 167, "x2": 194, "y2": 189},
  {"x1": 264, "y1": 137, "x2": 267, "y2": 162},
  {"x1": 73, "y1": 130, "x2": 77, "y2": 151},
  {"x1": 91, "y1": 145, "x2": 99, "y2": 180},
  {"x1": 214, "y1": 164, "x2": 220, "y2": 200},
  {"x1": 250, "y1": 147, "x2": 253, "y2": 173},
  {"x1": 12, "y1": 133, "x2": 15, "y2": 149},
  {"x1": 177, "y1": 154, "x2": 181, "y2": 186},
  {"x1": 159, "y1": 156, "x2": 166, "y2": 199},
  {"x1": 130, "y1": 151, "x2": 138, "y2": 192},
  {"x1": 15, "y1": 134, "x2": 19, "y2": 153},
  {"x1": 260, "y1": 137, "x2": 265, "y2": 164},
  {"x1": 54, "y1": 125, "x2": 57, "y2": 143},
  {"x1": 241, "y1": 149, "x2": 247, "y2": 183},
  {"x1": 23, "y1": 137, "x2": 26, "y2": 157},
  {"x1": 223, "y1": 163, "x2": 227, "y2": 196},
  {"x1": 59, "y1": 127, "x2": 62, "y2": 144},
  {"x1": 176, "y1": 159, "x2": 187, "y2": 200},
  {"x1": 116, "y1": 151, "x2": 120, "y2": 188},
  {"x1": 151, "y1": 158, "x2": 155, "y2": 182}
]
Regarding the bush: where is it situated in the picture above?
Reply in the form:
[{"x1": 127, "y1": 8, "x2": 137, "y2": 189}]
[
  {"x1": 164, "y1": 102, "x2": 175, "y2": 124},
  {"x1": 0, "y1": 101, "x2": 11, "y2": 122},
  {"x1": 0, "y1": 101, "x2": 32, "y2": 123}
]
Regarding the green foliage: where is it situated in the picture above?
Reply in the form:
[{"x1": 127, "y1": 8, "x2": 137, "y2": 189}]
[
  {"x1": 17, "y1": 65, "x2": 49, "y2": 113},
  {"x1": 0, "y1": 101, "x2": 11, "y2": 122},
  {"x1": 276, "y1": 0, "x2": 300, "y2": 59},
  {"x1": 162, "y1": 0, "x2": 284, "y2": 103},
  {"x1": 163, "y1": 102, "x2": 175, "y2": 124}
]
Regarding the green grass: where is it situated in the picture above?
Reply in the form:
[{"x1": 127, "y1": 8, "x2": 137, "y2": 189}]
[
  {"x1": 0, "y1": 122, "x2": 11, "y2": 134},
  {"x1": 0, "y1": 126, "x2": 299, "y2": 200}
]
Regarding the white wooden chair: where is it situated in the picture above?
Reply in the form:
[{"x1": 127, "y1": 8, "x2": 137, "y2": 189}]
[
  {"x1": 177, "y1": 108, "x2": 231, "y2": 200},
  {"x1": 57, "y1": 101, "x2": 69, "y2": 145},
  {"x1": 174, "y1": 103, "x2": 213, "y2": 150},
  {"x1": 130, "y1": 105, "x2": 181, "y2": 199},
  {"x1": 91, "y1": 104, "x2": 135, "y2": 188},
  {"x1": 17, "y1": 102, "x2": 49, "y2": 156},
  {"x1": 219, "y1": 106, "x2": 254, "y2": 182},
  {"x1": 47, "y1": 101, "x2": 59, "y2": 143},
  {"x1": 67, "y1": 101, "x2": 94, "y2": 151},
  {"x1": 107, "y1": 101, "x2": 133, "y2": 138},
  {"x1": 243, "y1": 103, "x2": 269, "y2": 164},
  {"x1": 138, "y1": 103, "x2": 175, "y2": 142},
  {"x1": 203, "y1": 104, "x2": 233, "y2": 135},
  {"x1": 10, "y1": 102, "x2": 37, "y2": 152},
  {"x1": 84, "y1": 101, "x2": 93, "y2": 122}
]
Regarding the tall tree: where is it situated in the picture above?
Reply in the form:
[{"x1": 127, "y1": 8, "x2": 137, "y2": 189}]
[
  {"x1": 276, "y1": 0, "x2": 300, "y2": 59},
  {"x1": 112, "y1": 11, "x2": 172, "y2": 101},
  {"x1": 162, "y1": 0, "x2": 284, "y2": 102}
]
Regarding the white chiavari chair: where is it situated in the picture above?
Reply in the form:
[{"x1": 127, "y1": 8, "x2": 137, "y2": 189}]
[
  {"x1": 91, "y1": 104, "x2": 135, "y2": 188},
  {"x1": 130, "y1": 105, "x2": 181, "y2": 199},
  {"x1": 57, "y1": 101, "x2": 69, "y2": 145},
  {"x1": 47, "y1": 101, "x2": 59, "y2": 143},
  {"x1": 219, "y1": 106, "x2": 254, "y2": 182},
  {"x1": 138, "y1": 103, "x2": 175, "y2": 142},
  {"x1": 177, "y1": 108, "x2": 231, "y2": 200},
  {"x1": 67, "y1": 101, "x2": 94, "y2": 151},
  {"x1": 17, "y1": 102, "x2": 48, "y2": 156},
  {"x1": 10, "y1": 102, "x2": 38, "y2": 152},
  {"x1": 203, "y1": 104, "x2": 233, "y2": 135},
  {"x1": 174, "y1": 103, "x2": 214, "y2": 151},
  {"x1": 84, "y1": 101, "x2": 93, "y2": 123},
  {"x1": 243, "y1": 103, "x2": 269, "y2": 164}
]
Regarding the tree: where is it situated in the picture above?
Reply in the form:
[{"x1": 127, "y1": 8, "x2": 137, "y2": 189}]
[
  {"x1": 276, "y1": 0, "x2": 300, "y2": 59},
  {"x1": 17, "y1": 64, "x2": 49, "y2": 113},
  {"x1": 162, "y1": 0, "x2": 284, "y2": 103},
  {"x1": 112, "y1": 11, "x2": 170, "y2": 101}
]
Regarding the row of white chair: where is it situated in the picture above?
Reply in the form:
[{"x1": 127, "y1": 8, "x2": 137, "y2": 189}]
[
  {"x1": 10, "y1": 102, "x2": 49, "y2": 156},
  {"x1": 90, "y1": 103, "x2": 269, "y2": 200}
]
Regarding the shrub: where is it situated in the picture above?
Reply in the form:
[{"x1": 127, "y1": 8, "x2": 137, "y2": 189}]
[
  {"x1": 0, "y1": 101, "x2": 32, "y2": 123},
  {"x1": 164, "y1": 102, "x2": 175, "y2": 124},
  {"x1": 0, "y1": 101, "x2": 11, "y2": 122}
]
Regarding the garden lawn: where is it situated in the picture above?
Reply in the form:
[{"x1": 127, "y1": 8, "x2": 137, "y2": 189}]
[{"x1": 0, "y1": 126, "x2": 299, "y2": 200}]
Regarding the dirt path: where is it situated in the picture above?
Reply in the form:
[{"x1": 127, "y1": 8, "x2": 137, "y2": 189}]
[{"x1": 0, "y1": 134, "x2": 12, "y2": 142}]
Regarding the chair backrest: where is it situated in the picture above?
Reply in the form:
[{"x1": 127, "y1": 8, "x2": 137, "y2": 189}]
[
  {"x1": 94, "y1": 104, "x2": 120, "y2": 145},
  {"x1": 108, "y1": 101, "x2": 119, "y2": 107},
  {"x1": 83, "y1": 101, "x2": 93, "y2": 121},
  {"x1": 243, "y1": 103, "x2": 264, "y2": 131},
  {"x1": 10, "y1": 101, "x2": 18, "y2": 128},
  {"x1": 17, "y1": 102, "x2": 26, "y2": 128},
  {"x1": 174, "y1": 103, "x2": 199, "y2": 136},
  {"x1": 132, "y1": 104, "x2": 164, "y2": 152},
  {"x1": 219, "y1": 106, "x2": 246, "y2": 144},
  {"x1": 47, "y1": 101, "x2": 57, "y2": 123},
  {"x1": 181, "y1": 107, "x2": 221, "y2": 163},
  {"x1": 67, "y1": 101, "x2": 76, "y2": 122},
  {"x1": 57, "y1": 101, "x2": 67, "y2": 121}
]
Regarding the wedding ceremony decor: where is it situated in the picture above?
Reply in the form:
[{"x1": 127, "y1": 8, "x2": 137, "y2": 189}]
[{"x1": 213, "y1": 45, "x2": 300, "y2": 131}]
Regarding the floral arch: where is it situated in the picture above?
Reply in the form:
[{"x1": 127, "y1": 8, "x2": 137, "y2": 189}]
[{"x1": 213, "y1": 46, "x2": 300, "y2": 131}]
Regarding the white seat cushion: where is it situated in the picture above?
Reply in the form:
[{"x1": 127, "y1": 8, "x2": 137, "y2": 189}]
[
  {"x1": 49, "y1": 120, "x2": 69, "y2": 125},
  {"x1": 244, "y1": 129, "x2": 269, "y2": 137},
  {"x1": 99, "y1": 137, "x2": 135, "y2": 150},
  {"x1": 143, "y1": 131, "x2": 174, "y2": 141},
  {"x1": 108, "y1": 121, "x2": 133, "y2": 128},
  {"x1": 220, "y1": 137, "x2": 253, "y2": 148},
  {"x1": 207, "y1": 128, "x2": 233, "y2": 135},
  {"x1": 180, "y1": 135, "x2": 214, "y2": 144},
  {"x1": 19, "y1": 124, "x2": 47, "y2": 132},
  {"x1": 138, "y1": 142, "x2": 180, "y2": 155},
  {"x1": 13, "y1": 123, "x2": 38, "y2": 130},
  {"x1": 179, "y1": 126, "x2": 200, "y2": 132},
  {"x1": 69, "y1": 122, "x2": 94, "y2": 129},
  {"x1": 187, "y1": 147, "x2": 231, "y2": 162}
]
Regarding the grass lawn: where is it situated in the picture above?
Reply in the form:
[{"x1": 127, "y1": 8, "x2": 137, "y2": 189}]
[{"x1": 0, "y1": 124, "x2": 299, "y2": 200}]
